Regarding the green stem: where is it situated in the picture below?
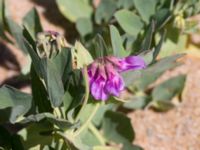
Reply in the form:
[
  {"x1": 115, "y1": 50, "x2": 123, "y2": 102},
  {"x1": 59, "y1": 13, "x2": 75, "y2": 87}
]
[
  {"x1": 75, "y1": 66, "x2": 90, "y2": 122},
  {"x1": 88, "y1": 123, "x2": 106, "y2": 145},
  {"x1": 74, "y1": 103, "x2": 100, "y2": 137}
]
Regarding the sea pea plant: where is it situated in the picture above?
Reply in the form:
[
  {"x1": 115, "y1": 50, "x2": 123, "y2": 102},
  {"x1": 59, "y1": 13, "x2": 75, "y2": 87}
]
[{"x1": 0, "y1": 0, "x2": 199, "y2": 149}]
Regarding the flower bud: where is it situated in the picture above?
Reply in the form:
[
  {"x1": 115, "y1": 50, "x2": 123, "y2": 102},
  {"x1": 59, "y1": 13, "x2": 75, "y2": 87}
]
[{"x1": 174, "y1": 13, "x2": 185, "y2": 30}]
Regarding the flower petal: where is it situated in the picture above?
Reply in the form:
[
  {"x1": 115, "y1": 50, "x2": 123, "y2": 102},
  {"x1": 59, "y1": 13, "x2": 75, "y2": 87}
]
[
  {"x1": 118, "y1": 56, "x2": 146, "y2": 72},
  {"x1": 105, "y1": 63, "x2": 124, "y2": 96},
  {"x1": 105, "y1": 74, "x2": 124, "y2": 96},
  {"x1": 88, "y1": 62, "x2": 98, "y2": 79},
  {"x1": 90, "y1": 76, "x2": 109, "y2": 101}
]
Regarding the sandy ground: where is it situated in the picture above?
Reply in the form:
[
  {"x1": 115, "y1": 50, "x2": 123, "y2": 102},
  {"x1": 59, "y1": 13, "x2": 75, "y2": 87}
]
[
  {"x1": 1, "y1": 0, "x2": 200, "y2": 149},
  {"x1": 129, "y1": 56, "x2": 200, "y2": 150}
]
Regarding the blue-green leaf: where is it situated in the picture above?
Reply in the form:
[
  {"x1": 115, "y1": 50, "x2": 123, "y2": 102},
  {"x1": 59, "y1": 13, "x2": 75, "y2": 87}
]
[
  {"x1": 0, "y1": 85, "x2": 32, "y2": 123},
  {"x1": 76, "y1": 18, "x2": 93, "y2": 37},
  {"x1": 23, "y1": 8, "x2": 43, "y2": 40},
  {"x1": 115, "y1": 9, "x2": 144, "y2": 36},
  {"x1": 133, "y1": 0, "x2": 157, "y2": 23},
  {"x1": 103, "y1": 111, "x2": 135, "y2": 148},
  {"x1": 95, "y1": 0, "x2": 117, "y2": 24},
  {"x1": 56, "y1": 0, "x2": 92, "y2": 22},
  {"x1": 152, "y1": 75, "x2": 186, "y2": 102},
  {"x1": 110, "y1": 25, "x2": 130, "y2": 57}
]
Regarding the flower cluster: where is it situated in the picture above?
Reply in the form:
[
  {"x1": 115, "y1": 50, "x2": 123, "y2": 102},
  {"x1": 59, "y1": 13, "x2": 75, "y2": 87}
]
[{"x1": 87, "y1": 55, "x2": 146, "y2": 101}]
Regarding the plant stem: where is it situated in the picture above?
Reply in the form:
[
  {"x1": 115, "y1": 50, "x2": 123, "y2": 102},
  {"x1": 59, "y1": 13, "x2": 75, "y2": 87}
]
[
  {"x1": 75, "y1": 66, "x2": 90, "y2": 122},
  {"x1": 88, "y1": 123, "x2": 106, "y2": 145},
  {"x1": 73, "y1": 103, "x2": 100, "y2": 137},
  {"x1": 55, "y1": 131, "x2": 68, "y2": 142}
]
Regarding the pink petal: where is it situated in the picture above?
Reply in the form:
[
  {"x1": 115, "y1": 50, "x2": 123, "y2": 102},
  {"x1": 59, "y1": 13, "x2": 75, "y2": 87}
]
[
  {"x1": 90, "y1": 76, "x2": 109, "y2": 101},
  {"x1": 118, "y1": 56, "x2": 146, "y2": 72},
  {"x1": 105, "y1": 63, "x2": 124, "y2": 96}
]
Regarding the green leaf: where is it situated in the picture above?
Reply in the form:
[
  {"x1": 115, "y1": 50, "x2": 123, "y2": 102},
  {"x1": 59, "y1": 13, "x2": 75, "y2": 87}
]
[
  {"x1": 6, "y1": 18, "x2": 28, "y2": 54},
  {"x1": 24, "y1": 40, "x2": 67, "y2": 107},
  {"x1": 80, "y1": 128, "x2": 101, "y2": 147},
  {"x1": 110, "y1": 25, "x2": 130, "y2": 57},
  {"x1": 23, "y1": 26, "x2": 36, "y2": 50},
  {"x1": 95, "y1": 0, "x2": 117, "y2": 24},
  {"x1": 51, "y1": 47, "x2": 72, "y2": 84},
  {"x1": 117, "y1": 0, "x2": 134, "y2": 9},
  {"x1": 139, "y1": 49, "x2": 155, "y2": 65},
  {"x1": 46, "y1": 59, "x2": 65, "y2": 107},
  {"x1": 133, "y1": 0, "x2": 157, "y2": 23},
  {"x1": 76, "y1": 18, "x2": 93, "y2": 37},
  {"x1": 122, "y1": 34, "x2": 137, "y2": 51},
  {"x1": 153, "y1": 9, "x2": 171, "y2": 29},
  {"x1": 68, "y1": 70, "x2": 85, "y2": 109},
  {"x1": 158, "y1": 30, "x2": 187, "y2": 58},
  {"x1": 63, "y1": 91, "x2": 73, "y2": 113},
  {"x1": 115, "y1": 9, "x2": 144, "y2": 36},
  {"x1": 21, "y1": 56, "x2": 32, "y2": 75},
  {"x1": 103, "y1": 111, "x2": 135, "y2": 147},
  {"x1": 0, "y1": 85, "x2": 32, "y2": 123},
  {"x1": 150, "y1": 100, "x2": 175, "y2": 111},
  {"x1": 56, "y1": 0, "x2": 92, "y2": 22},
  {"x1": 17, "y1": 121, "x2": 53, "y2": 149},
  {"x1": 21, "y1": 113, "x2": 77, "y2": 131},
  {"x1": 92, "y1": 34, "x2": 111, "y2": 57},
  {"x1": 31, "y1": 65, "x2": 52, "y2": 113},
  {"x1": 121, "y1": 70, "x2": 142, "y2": 87},
  {"x1": 140, "y1": 20, "x2": 155, "y2": 50},
  {"x1": 72, "y1": 41, "x2": 93, "y2": 69},
  {"x1": 123, "y1": 94, "x2": 149, "y2": 109},
  {"x1": 62, "y1": 133, "x2": 90, "y2": 150},
  {"x1": 23, "y1": 39, "x2": 46, "y2": 78},
  {"x1": 76, "y1": 103, "x2": 97, "y2": 123},
  {"x1": 152, "y1": 75, "x2": 186, "y2": 102},
  {"x1": 23, "y1": 8, "x2": 43, "y2": 40},
  {"x1": 92, "y1": 103, "x2": 116, "y2": 127},
  {"x1": 153, "y1": 30, "x2": 166, "y2": 61}
]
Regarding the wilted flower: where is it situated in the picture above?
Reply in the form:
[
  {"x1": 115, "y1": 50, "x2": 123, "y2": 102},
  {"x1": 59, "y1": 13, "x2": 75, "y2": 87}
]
[
  {"x1": 87, "y1": 55, "x2": 146, "y2": 101},
  {"x1": 36, "y1": 30, "x2": 69, "y2": 58}
]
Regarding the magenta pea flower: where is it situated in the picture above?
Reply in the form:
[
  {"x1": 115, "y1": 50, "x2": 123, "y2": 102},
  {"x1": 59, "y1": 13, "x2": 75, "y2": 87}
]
[{"x1": 87, "y1": 55, "x2": 146, "y2": 101}]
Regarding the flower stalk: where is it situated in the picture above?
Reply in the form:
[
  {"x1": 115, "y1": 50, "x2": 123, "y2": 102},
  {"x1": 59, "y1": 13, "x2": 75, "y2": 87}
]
[
  {"x1": 73, "y1": 102, "x2": 100, "y2": 137},
  {"x1": 88, "y1": 123, "x2": 106, "y2": 145}
]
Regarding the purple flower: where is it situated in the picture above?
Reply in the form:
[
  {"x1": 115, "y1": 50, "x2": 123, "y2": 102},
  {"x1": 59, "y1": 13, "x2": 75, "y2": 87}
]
[
  {"x1": 118, "y1": 56, "x2": 146, "y2": 72},
  {"x1": 87, "y1": 55, "x2": 146, "y2": 101}
]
